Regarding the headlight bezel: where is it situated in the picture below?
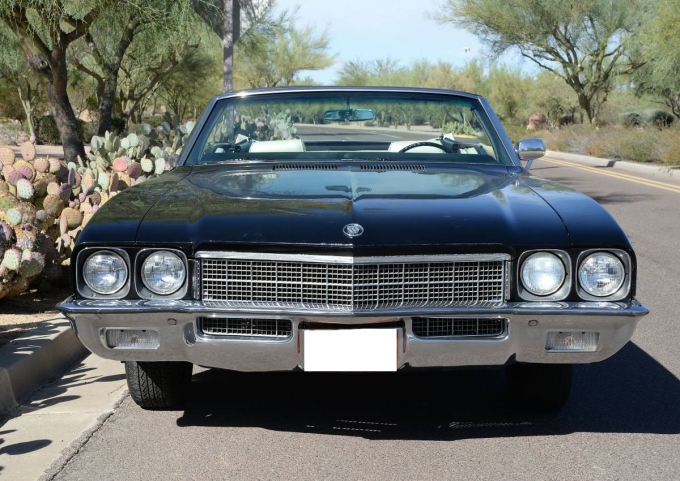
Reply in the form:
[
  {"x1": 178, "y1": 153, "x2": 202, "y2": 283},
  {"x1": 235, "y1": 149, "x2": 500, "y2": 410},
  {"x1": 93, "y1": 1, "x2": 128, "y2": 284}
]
[
  {"x1": 135, "y1": 248, "x2": 189, "y2": 299},
  {"x1": 576, "y1": 249, "x2": 631, "y2": 301},
  {"x1": 77, "y1": 248, "x2": 131, "y2": 299},
  {"x1": 518, "y1": 250, "x2": 571, "y2": 301}
]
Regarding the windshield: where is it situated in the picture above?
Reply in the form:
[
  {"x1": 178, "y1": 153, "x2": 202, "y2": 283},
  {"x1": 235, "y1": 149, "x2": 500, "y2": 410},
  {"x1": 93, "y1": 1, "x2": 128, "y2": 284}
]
[{"x1": 185, "y1": 90, "x2": 513, "y2": 166}]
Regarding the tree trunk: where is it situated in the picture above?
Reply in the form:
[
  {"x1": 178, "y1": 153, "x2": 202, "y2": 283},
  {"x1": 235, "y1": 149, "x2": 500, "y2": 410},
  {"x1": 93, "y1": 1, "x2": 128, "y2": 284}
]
[
  {"x1": 49, "y1": 48, "x2": 86, "y2": 162},
  {"x1": 98, "y1": 75, "x2": 118, "y2": 135},
  {"x1": 223, "y1": 0, "x2": 240, "y2": 92},
  {"x1": 17, "y1": 84, "x2": 36, "y2": 140}
]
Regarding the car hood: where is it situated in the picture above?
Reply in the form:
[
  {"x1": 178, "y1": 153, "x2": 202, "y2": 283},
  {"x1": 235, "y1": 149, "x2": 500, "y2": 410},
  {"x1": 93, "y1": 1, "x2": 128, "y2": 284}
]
[{"x1": 129, "y1": 164, "x2": 572, "y2": 251}]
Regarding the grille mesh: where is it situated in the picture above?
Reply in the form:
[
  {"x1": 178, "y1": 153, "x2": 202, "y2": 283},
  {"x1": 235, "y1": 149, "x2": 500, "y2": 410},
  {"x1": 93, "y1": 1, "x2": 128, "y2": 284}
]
[
  {"x1": 411, "y1": 317, "x2": 506, "y2": 338},
  {"x1": 200, "y1": 317, "x2": 293, "y2": 338},
  {"x1": 201, "y1": 257, "x2": 506, "y2": 311}
]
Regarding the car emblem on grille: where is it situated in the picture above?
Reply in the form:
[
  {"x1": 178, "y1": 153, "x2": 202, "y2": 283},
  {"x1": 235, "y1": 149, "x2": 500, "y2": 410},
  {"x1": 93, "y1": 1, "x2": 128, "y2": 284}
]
[{"x1": 343, "y1": 223, "x2": 364, "y2": 238}]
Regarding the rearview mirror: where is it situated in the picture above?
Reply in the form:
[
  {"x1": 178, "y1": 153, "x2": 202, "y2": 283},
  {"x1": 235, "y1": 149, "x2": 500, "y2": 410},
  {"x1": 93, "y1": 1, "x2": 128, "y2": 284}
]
[
  {"x1": 516, "y1": 138, "x2": 546, "y2": 169},
  {"x1": 323, "y1": 108, "x2": 375, "y2": 123}
]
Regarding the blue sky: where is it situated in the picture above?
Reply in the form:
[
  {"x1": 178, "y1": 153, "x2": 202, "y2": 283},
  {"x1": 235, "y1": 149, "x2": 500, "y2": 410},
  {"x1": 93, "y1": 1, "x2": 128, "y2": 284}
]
[{"x1": 272, "y1": 0, "x2": 485, "y2": 85}]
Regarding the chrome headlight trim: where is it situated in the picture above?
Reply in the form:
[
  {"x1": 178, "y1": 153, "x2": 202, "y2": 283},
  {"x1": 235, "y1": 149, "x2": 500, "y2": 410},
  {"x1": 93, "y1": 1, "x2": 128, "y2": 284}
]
[
  {"x1": 517, "y1": 250, "x2": 571, "y2": 301},
  {"x1": 77, "y1": 248, "x2": 131, "y2": 299},
  {"x1": 135, "y1": 249, "x2": 189, "y2": 300},
  {"x1": 576, "y1": 249, "x2": 631, "y2": 301}
]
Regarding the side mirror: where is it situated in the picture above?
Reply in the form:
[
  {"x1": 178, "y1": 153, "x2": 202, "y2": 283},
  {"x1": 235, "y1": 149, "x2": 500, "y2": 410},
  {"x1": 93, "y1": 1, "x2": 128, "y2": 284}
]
[{"x1": 515, "y1": 138, "x2": 546, "y2": 170}]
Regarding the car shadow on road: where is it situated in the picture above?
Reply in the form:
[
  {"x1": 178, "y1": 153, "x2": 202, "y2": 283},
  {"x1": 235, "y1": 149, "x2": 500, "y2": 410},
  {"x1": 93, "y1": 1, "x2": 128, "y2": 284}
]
[{"x1": 176, "y1": 342, "x2": 680, "y2": 440}]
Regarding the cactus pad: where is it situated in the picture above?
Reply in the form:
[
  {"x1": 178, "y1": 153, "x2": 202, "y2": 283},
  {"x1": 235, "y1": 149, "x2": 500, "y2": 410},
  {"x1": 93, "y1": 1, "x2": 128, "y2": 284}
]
[
  {"x1": 6, "y1": 208, "x2": 22, "y2": 227},
  {"x1": 0, "y1": 147, "x2": 15, "y2": 166},
  {"x1": 140, "y1": 157, "x2": 154, "y2": 173},
  {"x1": 16, "y1": 178, "x2": 34, "y2": 200},
  {"x1": 48, "y1": 158, "x2": 62, "y2": 174},
  {"x1": 34, "y1": 157, "x2": 49, "y2": 173},
  {"x1": 61, "y1": 207, "x2": 83, "y2": 229},
  {"x1": 2, "y1": 247, "x2": 21, "y2": 271},
  {"x1": 113, "y1": 157, "x2": 128, "y2": 172},
  {"x1": 20, "y1": 141, "x2": 36, "y2": 161},
  {"x1": 43, "y1": 194, "x2": 64, "y2": 216}
]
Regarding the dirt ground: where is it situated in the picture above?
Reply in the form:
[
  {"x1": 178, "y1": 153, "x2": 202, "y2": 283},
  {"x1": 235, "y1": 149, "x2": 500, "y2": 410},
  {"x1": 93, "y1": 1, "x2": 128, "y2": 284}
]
[{"x1": 0, "y1": 286, "x2": 71, "y2": 348}]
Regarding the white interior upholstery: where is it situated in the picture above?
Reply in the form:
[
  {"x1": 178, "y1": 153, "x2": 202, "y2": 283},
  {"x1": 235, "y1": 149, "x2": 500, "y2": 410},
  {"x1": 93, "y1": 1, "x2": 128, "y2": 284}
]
[
  {"x1": 387, "y1": 139, "x2": 445, "y2": 153},
  {"x1": 249, "y1": 139, "x2": 306, "y2": 153}
]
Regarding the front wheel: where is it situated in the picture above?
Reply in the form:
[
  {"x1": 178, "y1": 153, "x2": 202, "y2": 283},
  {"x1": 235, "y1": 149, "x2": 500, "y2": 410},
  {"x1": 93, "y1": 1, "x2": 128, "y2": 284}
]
[
  {"x1": 125, "y1": 361, "x2": 193, "y2": 410},
  {"x1": 506, "y1": 363, "x2": 573, "y2": 411}
]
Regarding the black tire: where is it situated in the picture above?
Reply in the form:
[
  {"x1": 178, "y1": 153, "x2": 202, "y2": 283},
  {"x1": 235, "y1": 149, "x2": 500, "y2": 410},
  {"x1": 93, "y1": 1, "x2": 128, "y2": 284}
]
[
  {"x1": 125, "y1": 361, "x2": 193, "y2": 410},
  {"x1": 506, "y1": 363, "x2": 573, "y2": 412}
]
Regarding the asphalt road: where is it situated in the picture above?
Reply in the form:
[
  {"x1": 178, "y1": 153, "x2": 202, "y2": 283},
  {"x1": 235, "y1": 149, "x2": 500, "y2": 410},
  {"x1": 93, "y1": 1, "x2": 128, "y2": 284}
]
[{"x1": 53, "y1": 157, "x2": 680, "y2": 481}]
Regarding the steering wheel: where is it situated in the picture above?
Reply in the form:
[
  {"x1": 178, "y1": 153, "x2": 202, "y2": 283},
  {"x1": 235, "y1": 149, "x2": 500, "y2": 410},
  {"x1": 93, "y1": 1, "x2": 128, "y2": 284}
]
[{"x1": 398, "y1": 141, "x2": 449, "y2": 153}]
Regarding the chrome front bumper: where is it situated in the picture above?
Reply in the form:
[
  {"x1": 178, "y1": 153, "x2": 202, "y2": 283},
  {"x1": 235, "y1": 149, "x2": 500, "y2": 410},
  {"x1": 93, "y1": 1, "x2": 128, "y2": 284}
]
[{"x1": 57, "y1": 298, "x2": 648, "y2": 371}]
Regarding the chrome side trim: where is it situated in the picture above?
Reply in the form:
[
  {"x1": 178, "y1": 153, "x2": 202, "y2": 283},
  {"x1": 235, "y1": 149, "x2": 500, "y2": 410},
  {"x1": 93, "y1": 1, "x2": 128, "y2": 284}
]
[
  {"x1": 195, "y1": 252, "x2": 511, "y2": 264},
  {"x1": 58, "y1": 297, "x2": 649, "y2": 318}
]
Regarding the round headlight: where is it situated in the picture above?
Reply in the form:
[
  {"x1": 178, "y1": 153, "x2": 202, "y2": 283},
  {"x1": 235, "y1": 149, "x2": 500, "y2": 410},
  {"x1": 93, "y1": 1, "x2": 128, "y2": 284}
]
[
  {"x1": 83, "y1": 251, "x2": 128, "y2": 295},
  {"x1": 141, "y1": 251, "x2": 186, "y2": 295},
  {"x1": 578, "y1": 252, "x2": 625, "y2": 297},
  {"x1": 521, "y1": 252, "x2": 566, "y2": 296}
]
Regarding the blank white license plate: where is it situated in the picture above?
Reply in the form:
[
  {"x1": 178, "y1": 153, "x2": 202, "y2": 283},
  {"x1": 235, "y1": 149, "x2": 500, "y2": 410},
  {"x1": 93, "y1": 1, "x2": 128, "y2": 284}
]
[{"x1": 304, "y1": 328, "x2": 398, "y2": 372}]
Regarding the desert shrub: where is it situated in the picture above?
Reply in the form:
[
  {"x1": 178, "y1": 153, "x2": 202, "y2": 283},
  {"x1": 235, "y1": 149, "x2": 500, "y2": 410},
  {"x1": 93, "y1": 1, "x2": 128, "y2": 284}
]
[
  {"x1": 412, "y1": 115, "x2": 426, "y2": 126},
  {"x1": 643, "y1": 109, "x2": 675, "y2": 129},
  {"x1": 77, "y1": 120, "x2": 97, "y2": 143},
  {"x1": 620, "y1": 112, "x2": 642, "y2": 128},
  {"x1": 501, "y1": 123, "x2": 531, "y2": 144},
  {"x1": 429, "y1": 120, "x2": 440, "y2": 129},
  {"x1": 35, "y1": 115, "x2": 60, "y2": 145},
  {"x1": 144, "y1": 115, "x2": 163, "y2": 128},
  {"x1": 363, "y1": 120, "x2": 375, "y2": 127}
]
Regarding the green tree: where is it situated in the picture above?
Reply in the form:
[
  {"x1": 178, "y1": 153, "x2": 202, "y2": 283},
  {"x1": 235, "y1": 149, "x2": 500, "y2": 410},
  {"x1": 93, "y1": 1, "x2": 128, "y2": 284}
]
[
  {"x1": 439, "y1": 0, "x2": 646, "y2": 124},
  {"x1": 0, "y1": 23, "x2": 45, "y2": 139},
  {"x1": 234, "y1": 13, "x2": 334, "y2": 88},
  {"x1": 0, "y1": 1, "x2": 120, "y2": 160},
  {"x1": 632, "y1": 1, "x2": 680, "y2": 118}
]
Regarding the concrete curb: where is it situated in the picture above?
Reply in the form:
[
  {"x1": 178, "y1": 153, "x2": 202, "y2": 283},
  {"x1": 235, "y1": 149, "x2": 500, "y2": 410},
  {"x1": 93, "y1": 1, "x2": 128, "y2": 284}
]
[
  {"x1": 546, "y1": 150, "x2": 680, "y2": 179},
  {"x1": 0, "y1": 317, "x2": 87, "y2": 415}
]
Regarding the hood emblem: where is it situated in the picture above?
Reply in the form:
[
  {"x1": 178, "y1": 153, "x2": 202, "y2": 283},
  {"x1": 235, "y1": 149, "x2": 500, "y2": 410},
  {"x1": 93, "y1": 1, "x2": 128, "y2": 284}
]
[{"x1": 343, "y1": 223, "x2": 364, "y2": 238}]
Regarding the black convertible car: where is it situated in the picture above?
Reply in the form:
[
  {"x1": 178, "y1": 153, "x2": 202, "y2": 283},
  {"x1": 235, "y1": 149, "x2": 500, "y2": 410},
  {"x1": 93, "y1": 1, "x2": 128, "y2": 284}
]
[{"x1": 58, "y1": 87, "x2": 648, "y2": 411}]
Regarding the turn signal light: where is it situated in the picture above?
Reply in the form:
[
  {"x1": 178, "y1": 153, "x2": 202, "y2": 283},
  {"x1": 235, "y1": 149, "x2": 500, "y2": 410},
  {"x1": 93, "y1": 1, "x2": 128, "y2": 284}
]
[
  {"x1": 105, "y1": 329, "x2": 160, "y2": 349},
  {"x1": 545, "y1": 331, "x2": 599, "y2": 352}
]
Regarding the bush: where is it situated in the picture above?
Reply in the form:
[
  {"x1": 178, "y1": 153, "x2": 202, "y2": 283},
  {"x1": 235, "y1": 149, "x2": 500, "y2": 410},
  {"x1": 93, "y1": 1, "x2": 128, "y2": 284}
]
[
  {"x1": 77, "y1": 119, "x2": 97, "y2": 143},
  {"x1": 144, "y1": 115, "x2": 163, "y2": 128},
  {"x1": 502, "y1": 123, "x2": 531, "y2": 144},
  {"x1": 412, "y1": 115, "x2": 426, "y2": 126},
  {"x1": 643, "y1": 109, "x2": 675, "y2": 129},
  {"x1": 363, "y1": 121, "x2": 375, "y2": 127},
  {"x1": 35, "y1": 115, "x2": 60, "y2": 145},
  {"x1": 620, "y1": 112, "x2": 642, "y2": 128}
]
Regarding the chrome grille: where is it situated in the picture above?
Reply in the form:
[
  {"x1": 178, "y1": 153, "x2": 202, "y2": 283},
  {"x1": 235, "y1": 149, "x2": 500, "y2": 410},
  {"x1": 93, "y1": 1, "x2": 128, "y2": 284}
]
[
  {"x1": 200, "y1": 253, "x2": 507, "y2": 311},
  {"x1": 200, "y1": 317, "x2": 293, "y2": 338},
  {"x1": 412, "y1": 317, "x2": 506, "y2": 338}
]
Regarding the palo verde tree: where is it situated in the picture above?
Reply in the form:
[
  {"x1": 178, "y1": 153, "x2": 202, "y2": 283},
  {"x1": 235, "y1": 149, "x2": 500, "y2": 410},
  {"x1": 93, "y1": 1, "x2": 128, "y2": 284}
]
[
  {"x1": 71, "y1": 1, "x2": 204, "y2": 133},
  {"x1": 191, "y1": 0, "x2": 275, "y2": 92},
  {"x1": 235, "y1": 12, "x2": 334, "y2": 89},
  {"x1": 0, "y1": 22, "x2": 44, "y2": 139},
  {"x1": 632, "y1": 1, "x2": 680, "y2": 118},
  {"x1": 0, "y1": 1, "x2": 127, "y2": 161},
  {"x1": 439, "y1": 0, "x2": 646, "y2": 124}
]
